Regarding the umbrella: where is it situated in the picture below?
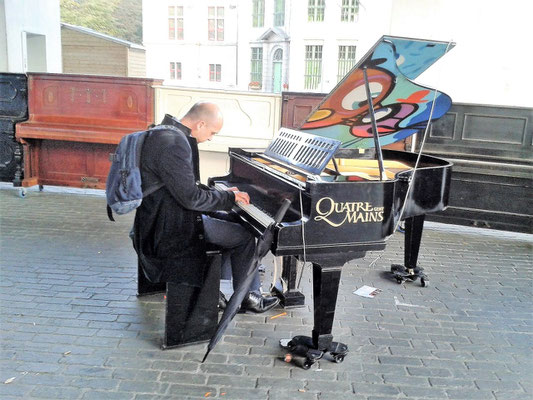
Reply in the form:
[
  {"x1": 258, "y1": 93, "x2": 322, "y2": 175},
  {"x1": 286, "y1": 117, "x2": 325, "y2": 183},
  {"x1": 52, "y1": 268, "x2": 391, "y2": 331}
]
[{"x1": 202, "y1": 198, "x2": 292, "y2": 362}]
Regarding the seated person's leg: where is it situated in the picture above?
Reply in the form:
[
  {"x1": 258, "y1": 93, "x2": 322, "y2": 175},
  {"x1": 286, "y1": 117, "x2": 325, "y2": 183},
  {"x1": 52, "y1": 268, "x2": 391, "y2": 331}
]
[{"x1": 202, "y1": 215, "x2": 279, "y2": 313}]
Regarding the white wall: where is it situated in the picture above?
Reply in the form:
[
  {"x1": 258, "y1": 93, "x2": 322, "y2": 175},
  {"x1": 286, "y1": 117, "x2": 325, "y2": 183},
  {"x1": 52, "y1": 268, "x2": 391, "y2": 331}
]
[
  {"x1": 2, "y1": 0, "x2": 62, "y2": 73},
  {"x1": 389, "y1": 0, "x2": 533, "y2": 107},
  {"x1": 0, "y1": 0, "x2": 7, "y2": 71},
  {"x1": 154, "y1": 85, "x2": 282, "y2": 182}
]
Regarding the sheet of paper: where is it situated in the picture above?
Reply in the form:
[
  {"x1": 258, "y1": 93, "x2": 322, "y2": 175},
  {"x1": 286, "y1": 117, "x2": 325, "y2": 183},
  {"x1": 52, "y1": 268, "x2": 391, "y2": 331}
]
[{"x1": 353, "y1": 285, "x2": 382, "y2": 298}]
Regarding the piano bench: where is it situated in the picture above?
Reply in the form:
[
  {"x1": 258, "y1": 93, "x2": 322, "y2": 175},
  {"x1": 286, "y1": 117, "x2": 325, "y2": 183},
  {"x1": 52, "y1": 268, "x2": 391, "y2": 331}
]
[{"x1": 136, "y1": 247, "x2": 223, "y2": 349}]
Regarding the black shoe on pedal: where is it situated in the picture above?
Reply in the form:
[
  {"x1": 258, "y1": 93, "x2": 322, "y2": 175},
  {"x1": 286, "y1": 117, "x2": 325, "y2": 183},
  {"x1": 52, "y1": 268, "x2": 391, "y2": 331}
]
[
  {"x1": 241, "y1": 291, "x2": 279, "y2": 313},
  {"x1": 218, "y1": 291, "x2": 227, "y2": 310}
]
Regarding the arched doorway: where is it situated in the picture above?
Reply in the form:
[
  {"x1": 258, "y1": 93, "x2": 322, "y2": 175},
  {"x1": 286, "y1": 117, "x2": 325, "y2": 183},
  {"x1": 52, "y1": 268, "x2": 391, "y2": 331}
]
[{"x1": 272, "y1": 48, "x2": 283, "y2": 93}]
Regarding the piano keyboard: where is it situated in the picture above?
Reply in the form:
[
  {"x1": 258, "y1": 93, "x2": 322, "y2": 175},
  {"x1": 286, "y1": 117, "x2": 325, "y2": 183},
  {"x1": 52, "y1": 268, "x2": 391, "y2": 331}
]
[{"x1": 214, "y1": 183, "x2": 275, "y2": 227}]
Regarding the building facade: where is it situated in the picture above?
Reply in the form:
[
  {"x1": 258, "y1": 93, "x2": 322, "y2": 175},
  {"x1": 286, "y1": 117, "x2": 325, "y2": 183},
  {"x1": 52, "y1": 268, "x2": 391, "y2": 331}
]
[
  {"x1": 142, "y1": 0, "x2": 393, "y2": 93},
  {"x1": 143, "y1": 0, "x2": 240, "y2": 90},
  {"x1": 0, "y1": 0, "x2": 62, "y2": 73},
  {"x1": 143, "y1": 0, "x2": 533, "y2": 108},
  {"x1": 61, "y1": 23, "x2": 146, "y2": 77}
]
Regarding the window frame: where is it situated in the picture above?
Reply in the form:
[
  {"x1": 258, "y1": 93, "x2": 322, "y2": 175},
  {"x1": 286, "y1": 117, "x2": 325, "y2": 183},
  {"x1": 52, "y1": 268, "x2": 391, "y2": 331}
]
[
  {"x1": 250, "y1": 47, "x2": 263, "y2": 85},
  {"x1": 208, "y1": 6, "x2": 224, "y2": 41},
  {"x1": 252, "y1": 0, "x2": 265, "y2": 27},
  {"x1": 341, "y1": 0, "x2": 359, "y2": 22},
  {"x1": 308, "y1": 0, "x2": 325, "y2": 22},
  {"x1": 209, "y1": 63, "x2": 222, "y2": 82},
  {"x1": 304, "y1": 44, "x2": 323, "y2": 90},
  {"x1": 274, "y1": 0, "x2": 285, "y2": 26},
  {"x1": 170, "y1": 61, "x2": 182, "y2": 80},
  {"x1": 168, "y1": 6, "x2": 184, "y2": 40},
  {"x1": 337, "y1": 45, "x2": 356, "y2": 82}
]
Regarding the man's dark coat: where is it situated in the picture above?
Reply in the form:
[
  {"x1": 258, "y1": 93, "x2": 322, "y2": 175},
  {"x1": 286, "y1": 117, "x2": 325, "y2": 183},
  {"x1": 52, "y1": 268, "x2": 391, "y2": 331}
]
[{"x1": 133, "y1": 115, "x2": 234, "y2": 287}]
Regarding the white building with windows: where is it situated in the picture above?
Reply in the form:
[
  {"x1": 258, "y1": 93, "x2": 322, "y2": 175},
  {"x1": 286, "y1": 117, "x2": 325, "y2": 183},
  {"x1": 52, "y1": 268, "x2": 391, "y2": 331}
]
[
  {"x1": 143, "y1": 1, "x2": 240, "y2": 90},
  {"x1": 143, "y1": 0, "x2": 533, "y2": 107},
  {"x1": 142, "y1": 0, "x2": 392, "y2": 93}
]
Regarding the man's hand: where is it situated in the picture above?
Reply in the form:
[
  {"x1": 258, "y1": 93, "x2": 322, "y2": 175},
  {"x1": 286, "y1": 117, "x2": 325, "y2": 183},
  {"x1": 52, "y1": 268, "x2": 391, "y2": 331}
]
[{"x1": 227, "y1": 187, "x2": 250, "y2": 205}]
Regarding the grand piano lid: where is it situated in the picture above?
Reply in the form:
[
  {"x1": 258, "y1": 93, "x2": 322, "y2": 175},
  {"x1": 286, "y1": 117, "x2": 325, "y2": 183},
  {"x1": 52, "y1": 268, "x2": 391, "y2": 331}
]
[{"x1": 300, "y1": 35, "x2": 455, "y2": 149}]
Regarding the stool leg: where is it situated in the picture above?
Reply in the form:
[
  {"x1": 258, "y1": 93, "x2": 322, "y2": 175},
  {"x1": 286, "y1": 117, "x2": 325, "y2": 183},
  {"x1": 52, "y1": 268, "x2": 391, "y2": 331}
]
[
  {"x1": 137, "y1": 259, "x2": 166, "y2": 296},
  {"x1": 163, "y1": 253, "x2": 221, "y2": 348}
]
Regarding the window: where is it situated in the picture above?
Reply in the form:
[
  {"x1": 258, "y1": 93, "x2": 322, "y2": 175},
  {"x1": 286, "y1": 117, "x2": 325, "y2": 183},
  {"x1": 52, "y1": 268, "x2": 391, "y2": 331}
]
[
  {"x1": 168, "y1": 6, "x2": 184, "y2": 40},
  {"x1": 208, "y1": 7, "x2": 224, "y2": 41},
  {"x1": 304, "y1": 45, "x2": 322, "y2": 90},
  {"x1": 250, "y1": 47, "x2": 263, "y2": 85},
  {"x1": 170, "y1": 62, "x2": 182, "y2": 80},
  {"x1": 209, "y1": 64, "x2": 221, "y2": 82},
  {"x1": 337, "y1": 46, "x2": 356, "y2": 81},
  {"x1": 252, "y1": 0, "x2": 265, "y2": 27},
  {"x1": 274, "y1": 0, "x2": 285, "y2": 26},
  {"x1": 341, "y1": 0, "x2": 359, "y2": 22},
  {"x1": 308, "y1": 0, "x2": 325, "y2": 22}
]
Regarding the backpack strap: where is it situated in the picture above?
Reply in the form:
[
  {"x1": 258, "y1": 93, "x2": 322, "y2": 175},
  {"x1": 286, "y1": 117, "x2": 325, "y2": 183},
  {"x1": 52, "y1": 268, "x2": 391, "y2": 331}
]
[
  {"x1": 107, "y1": 204, "x2": 116, "y2": 222},
  {"x1": 107, "y1": 182, "x2": 164, "y2": 222}
]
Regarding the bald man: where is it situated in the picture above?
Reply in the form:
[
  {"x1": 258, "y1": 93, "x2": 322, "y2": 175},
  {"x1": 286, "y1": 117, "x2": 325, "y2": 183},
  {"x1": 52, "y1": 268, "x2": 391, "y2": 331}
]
[{"x1": 132, "y1": 102, "x2": 279, "y2": 313}]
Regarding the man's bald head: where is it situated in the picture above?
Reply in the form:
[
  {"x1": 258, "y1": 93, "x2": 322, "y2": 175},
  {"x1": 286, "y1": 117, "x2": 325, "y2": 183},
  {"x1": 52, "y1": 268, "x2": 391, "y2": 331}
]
[{"x1": 181, "y1": 102, "x2": 223, "y2": 143}]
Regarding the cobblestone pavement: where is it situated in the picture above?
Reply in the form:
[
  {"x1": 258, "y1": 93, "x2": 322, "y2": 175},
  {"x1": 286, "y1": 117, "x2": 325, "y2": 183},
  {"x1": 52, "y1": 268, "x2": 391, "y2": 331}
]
[{"x1": 0, "y1": 186, "x2": 532, "y2": 400}]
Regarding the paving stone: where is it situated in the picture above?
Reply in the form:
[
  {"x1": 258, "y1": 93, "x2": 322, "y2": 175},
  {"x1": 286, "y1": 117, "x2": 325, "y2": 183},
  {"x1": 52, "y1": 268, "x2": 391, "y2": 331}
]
[
  {"x1": 166, "y1": 383, "x2": 218, "y2": 397},
  {"x1": 30, "y1": 385, "x2": 86, "y2": 399},
  {"x1": 82, "y1": 391, "x2": 135, "y2": 400}
]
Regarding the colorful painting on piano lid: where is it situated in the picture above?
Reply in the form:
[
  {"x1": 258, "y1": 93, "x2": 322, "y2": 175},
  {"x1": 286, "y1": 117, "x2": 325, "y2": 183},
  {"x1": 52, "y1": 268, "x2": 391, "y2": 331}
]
[{"x1": 300, "y1": 36, "x2": 455, "y2": 149}]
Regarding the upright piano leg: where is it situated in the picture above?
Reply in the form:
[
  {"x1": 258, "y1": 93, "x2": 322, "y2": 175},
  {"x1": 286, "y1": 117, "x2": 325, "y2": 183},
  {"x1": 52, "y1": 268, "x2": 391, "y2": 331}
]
[
  {"x1": 272, "y1": 256, "x2": 305, "y2": 308},
  {"x1": 391, "y1": 215, "x2": 428, "y2": 286}
]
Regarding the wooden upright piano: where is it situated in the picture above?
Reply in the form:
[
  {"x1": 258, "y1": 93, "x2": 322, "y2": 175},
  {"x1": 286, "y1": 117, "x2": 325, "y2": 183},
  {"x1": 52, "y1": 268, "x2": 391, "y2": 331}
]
[{"x1": 15, "y1": 73, "x2": 162, "y2": 191}]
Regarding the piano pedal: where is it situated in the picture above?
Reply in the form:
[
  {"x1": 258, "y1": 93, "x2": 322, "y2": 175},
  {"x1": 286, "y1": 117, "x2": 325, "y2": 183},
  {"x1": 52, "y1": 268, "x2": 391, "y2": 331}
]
[
  {"x1": 279, "y1": 336, "x2": 348, "y2": 369},
  {"x1": 391, "y1": 264, "x2": 428, "y2": 287}
]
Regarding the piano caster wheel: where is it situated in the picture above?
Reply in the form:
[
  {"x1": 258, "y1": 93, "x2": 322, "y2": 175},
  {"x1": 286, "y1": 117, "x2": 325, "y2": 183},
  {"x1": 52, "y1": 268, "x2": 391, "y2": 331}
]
[
  {"x1": 18, "y1": 188, "x2": 27, "y2": 198},
  {"x1": 421, "y1": 277, "x2": 428, "y2": 287},
  {"x1": 396, "y1": 277, "x2": 403, "y2": 284},
  {"x1": 280, "y1": 336, "x2": 347, "y2": 369},
  {"x1": 302, "y1": 360, "x2": 313, "y2": 370}
]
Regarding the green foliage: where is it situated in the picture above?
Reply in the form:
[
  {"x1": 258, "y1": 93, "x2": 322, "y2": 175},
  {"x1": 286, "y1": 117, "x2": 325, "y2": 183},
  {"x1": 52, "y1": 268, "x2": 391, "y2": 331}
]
[{"x1": 60, "y1": 0, "x2": 142, "y2": 44}]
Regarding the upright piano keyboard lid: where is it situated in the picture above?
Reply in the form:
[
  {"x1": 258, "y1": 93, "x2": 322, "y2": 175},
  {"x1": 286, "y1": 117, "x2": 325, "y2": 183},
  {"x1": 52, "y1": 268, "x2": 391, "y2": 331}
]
[
  {"x1": 299, "y1": 35, "x2": 455, "y2": 149},
  {"x1": 264, "y1": 128, "x2": 341, "y2": 176}
]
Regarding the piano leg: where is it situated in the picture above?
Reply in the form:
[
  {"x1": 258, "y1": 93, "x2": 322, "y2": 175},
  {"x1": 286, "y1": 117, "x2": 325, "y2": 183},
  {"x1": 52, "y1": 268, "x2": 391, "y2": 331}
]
[
  {"x1": 405, "y1": 214, "x2": 425, "y2": 269},
  {"x1": 272, "y1": 256, "x2": 305, "y2": 308},
  {"x1": 391, "y1": 214, "x2": 428, "y2": 286},
  {"x1": 280, "y1": 259, "x2": 348, "y2": 369},
  {"x1": 311, "y1": 262, "x2": 341, "y2": 350}
]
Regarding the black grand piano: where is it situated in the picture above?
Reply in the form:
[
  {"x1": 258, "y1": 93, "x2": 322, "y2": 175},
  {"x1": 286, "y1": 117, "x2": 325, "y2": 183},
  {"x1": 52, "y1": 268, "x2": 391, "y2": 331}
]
[{"x1": 209, "y1": 36, "x2": 454, "y2": 368}]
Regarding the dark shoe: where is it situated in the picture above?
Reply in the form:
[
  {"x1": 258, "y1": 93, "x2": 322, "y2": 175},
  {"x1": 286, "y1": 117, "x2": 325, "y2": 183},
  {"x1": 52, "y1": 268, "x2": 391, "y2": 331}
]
[
  {"x1": 241, "y1": 291, "x2": 279, "y2": 313},
  {"x1": 218, "y1": 291, "x2": 227, "y2": 310}
]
